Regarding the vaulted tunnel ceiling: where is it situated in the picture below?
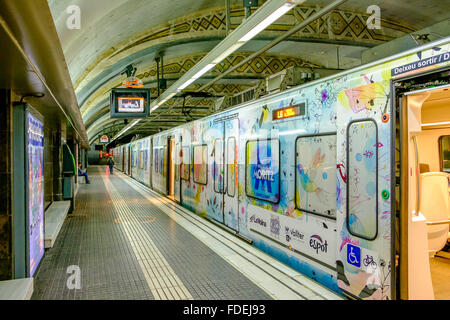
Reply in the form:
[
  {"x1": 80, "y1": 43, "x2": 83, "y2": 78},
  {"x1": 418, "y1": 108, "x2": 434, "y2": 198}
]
[{"x1": 48, "y1": 0, "x2": 450, "y2": 145}]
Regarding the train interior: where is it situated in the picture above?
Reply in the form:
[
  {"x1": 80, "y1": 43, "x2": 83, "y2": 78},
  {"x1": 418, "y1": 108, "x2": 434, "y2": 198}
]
[{"x1": 397, "y1": 69, "x2": 450, "y2": 300}]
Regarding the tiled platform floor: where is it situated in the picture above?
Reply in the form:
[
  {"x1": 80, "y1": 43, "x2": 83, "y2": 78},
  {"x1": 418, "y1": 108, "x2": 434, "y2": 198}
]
[
  {"x1": 32, "y1": 166, "x2": 342, "y2": 300},
  {"x1": 32, "y1": 166, "x2": 271, "y2": 300}
]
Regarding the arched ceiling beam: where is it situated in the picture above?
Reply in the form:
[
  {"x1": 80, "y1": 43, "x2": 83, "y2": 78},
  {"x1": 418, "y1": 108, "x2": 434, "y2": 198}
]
[
  {"x1": 65, "y1": 1, "x2": 444, "y2": 143},
  {"x1": 72, "y1": 3, "x2": 416, "y2": 96},
  {"x1": 80, "y1": 51, "x2": 323, "y2": 120}
]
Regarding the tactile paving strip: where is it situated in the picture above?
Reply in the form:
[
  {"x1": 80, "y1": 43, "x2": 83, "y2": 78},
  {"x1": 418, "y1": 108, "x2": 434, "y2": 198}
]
[
  {"x1": 32, "y1": 167, "x2": 272, "y2": 300},
  {"x1": 103, "y1": 173, "x2": 193, "y2": 300},
  {"x1": 32, "y1": 167, "x2": 154, "y2": 300},
  {"x1": 107, "y1": 171, "x2": 272, "y2": 300}
]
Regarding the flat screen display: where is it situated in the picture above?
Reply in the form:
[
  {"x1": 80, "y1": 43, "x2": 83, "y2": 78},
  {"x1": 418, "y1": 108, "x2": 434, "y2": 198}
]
[
  {"x1": 28, "y1": 112, "x2": 44, "y2": 276},
  {"x1": 117, "y1": 97, "x2": 144, "y2": 113},
  {"x1": 110, "y1": 88, "x2": 150, "y2": 118}
]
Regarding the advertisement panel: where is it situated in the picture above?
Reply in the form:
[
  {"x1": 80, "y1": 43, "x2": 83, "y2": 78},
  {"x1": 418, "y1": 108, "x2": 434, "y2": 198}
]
[
  {"x1": 245, "y1": 139, "x2": 280, "y2": 203},
  {"x1": 247, "y1": 204, "x2": 336, "y2": 269},
  {"x1": 28, "y1": 112, "x2": 45, "y2": 276}
]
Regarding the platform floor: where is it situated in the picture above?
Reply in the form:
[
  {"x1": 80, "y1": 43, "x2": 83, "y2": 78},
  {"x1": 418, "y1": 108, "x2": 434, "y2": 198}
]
[{"x1": 32, "y1": 166, "x2": 342, "y2": 300}]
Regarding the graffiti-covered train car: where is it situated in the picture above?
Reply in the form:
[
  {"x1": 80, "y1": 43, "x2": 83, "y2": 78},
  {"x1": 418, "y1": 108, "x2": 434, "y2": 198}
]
[{"x1": 114, "y1": 38, "x2": 450, "y2": 300}]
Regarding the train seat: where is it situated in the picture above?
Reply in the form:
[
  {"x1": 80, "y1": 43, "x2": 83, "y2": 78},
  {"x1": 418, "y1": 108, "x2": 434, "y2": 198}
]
[{"x1": 419, "y1": 172, "x2": 450, "y2": 256}]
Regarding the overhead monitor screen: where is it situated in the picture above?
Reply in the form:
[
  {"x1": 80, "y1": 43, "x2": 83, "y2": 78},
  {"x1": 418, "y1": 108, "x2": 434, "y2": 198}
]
[
  {"x1": 110, "y1": 88, "x2": 150, "y2": 118},
  {"x1": 117, "y1": 97, "x2": 145, "y2": 113}
]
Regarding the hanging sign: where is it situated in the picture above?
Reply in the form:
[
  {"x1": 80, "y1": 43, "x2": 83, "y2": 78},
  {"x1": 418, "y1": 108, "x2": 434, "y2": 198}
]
[{"x1": 99, "y1": 135, "x2": 110, "y2": 144}]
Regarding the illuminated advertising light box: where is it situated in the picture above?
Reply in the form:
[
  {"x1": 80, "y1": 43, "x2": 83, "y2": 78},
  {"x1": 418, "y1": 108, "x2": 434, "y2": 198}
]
[
  {"x1": 12, "y1": 104, "x2": 45, "y2": 278},
  {"x1": 245, "y1": 139, "x2": 280, "y2": 204},
  {"x1": 28, "y1": 112, "x2": 45, "y2": 276},
  {"x1": 110, "y1": 88, "x2": 150, "y2": 118}
]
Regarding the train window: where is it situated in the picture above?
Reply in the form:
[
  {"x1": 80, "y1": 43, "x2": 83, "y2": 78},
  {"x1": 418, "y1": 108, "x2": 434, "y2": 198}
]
[
  {"x1": 175, "y1": 143, "x2": 179, "y2": 181},
  {"x1": 154, "y1": 148, "x2": 159, "y2": 173},
  {"x1": 227, "y1": 137, "x2": 236, "y2": 197},
  {"x1": 347, "y1": 119, "x2": 378, "y2": 240},
  {"x1": 439, "y1": 135, "x2": 450, "y2": 173},
  {"x1": 143, "y1": 150, "x2": 148, "y2": 170},
  {"x1": 214, "y1": 138, "x2": 224, "y2": 193},
  {"x1": 131, "y1": 148, "x2": 136, "y2": 167},
  {"x1": 245, "y1": 139, "x2": 280, "y2": 203},
  {"x1": 193, "y1": 144, "x2": 208, "y2": 185},
  {"x1": 295, "y1": 133, "x2": 337, "y2": 219},
  {"x1": 154, "y1": 148, "x2": 164, "y2": 174},
  {"x1": 181, "y1": 146, "x2": 190, "y2": 181}
]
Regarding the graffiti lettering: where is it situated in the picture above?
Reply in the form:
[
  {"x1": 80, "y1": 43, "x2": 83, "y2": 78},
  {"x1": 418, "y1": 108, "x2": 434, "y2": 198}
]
[
  {"x1": 309, "y1": 235, "x2": 328, "y2": 254},
  {"x1": 290, "y1": 229, "x2": 304, "y2": 241},
  {"x1": 253, "y1": 169, "x2": 275, "y2": 182},
  {"x1": 249, "y1": 215, "x2": 267, "y2": 228}
]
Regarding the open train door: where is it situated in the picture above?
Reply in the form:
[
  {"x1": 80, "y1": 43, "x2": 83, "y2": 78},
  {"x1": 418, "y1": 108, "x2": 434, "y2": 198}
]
[
  {"x1": 335, "y1": 79, "x2": 394, "y2": 300},
  {"x1": 395, "y1": 68, "x2": 450, "y2": 300},
  {"x1": 167, "y1": 136, "x2": 178, "y2": 201}
]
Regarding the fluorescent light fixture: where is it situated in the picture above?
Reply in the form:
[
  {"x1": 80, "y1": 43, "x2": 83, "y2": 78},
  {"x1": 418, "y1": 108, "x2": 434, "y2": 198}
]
[
  {"x1": 178, "y1": 78, "x2": 197, "y2": 90},
  {"x1": 192, "y1": 63, "x2": 216, "y2": 79},
  {"x1": 421, "y1": 121, "x2": 450, "y2": 127},
  {"x1": 166, "y1": 92, "x2": 177, "y2": 99},
  {"x1": 212, "y1": 42, "x2": 246, "y2": 64},
  {"x1": 177, "y1": 64, "x2": 216, "y2": 92},
  {"x1": 113, "y1": 119, "x2": 141, "y2": 140},
  {"x1": 239, "y1": 2, "x2": 295, "y2": 42}
]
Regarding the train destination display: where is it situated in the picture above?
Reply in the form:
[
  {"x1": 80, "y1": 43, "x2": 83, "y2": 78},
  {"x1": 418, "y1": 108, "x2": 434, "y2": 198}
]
[{"x1": 272, "y1": 103, "x2": 306, "y2": 121}]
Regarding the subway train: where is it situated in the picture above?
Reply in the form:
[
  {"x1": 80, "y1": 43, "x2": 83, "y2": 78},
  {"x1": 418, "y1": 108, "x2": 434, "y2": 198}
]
[{"x1": 114, "y1": 38, "x2": 450, "y2": 300}]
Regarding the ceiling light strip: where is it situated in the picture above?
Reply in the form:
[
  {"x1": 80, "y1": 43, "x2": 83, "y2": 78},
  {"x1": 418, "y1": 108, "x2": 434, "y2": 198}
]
[
  {"x1": 421, "y1": 121, "x2": 450, "y2": 127},
  {"x1": 149, "y1": 0, "x2": 302, "y2": 113}
]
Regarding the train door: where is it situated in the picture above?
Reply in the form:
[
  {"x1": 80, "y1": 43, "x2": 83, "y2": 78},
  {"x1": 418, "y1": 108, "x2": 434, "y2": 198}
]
[
  {"x1": 167, "y1": 137, "x2": 176, "y2": 199},
  {"x1": 122, "y1": 147, "x2": 125, "y2": 172},
  {"x1": 213, "y1": 117, "x2": 239, "y2": 232},
  {"x1": 128, "y1": 145, "x2": 131, "y2": 175},
  {"x1": 130, "y1": 144, "x2": 135, "y2": 178},
  {"x1": 149, "y1": 138, "x2": 153, "y2": 188},
  {"x1": 124, "y1": 147, "x2": 126, "y2": 175},
  {"x1": 224, "y1": 118, "x2": 239, "y2": 232},
  {"x1": 336, "y1": 81, "x2": 394, "y2": 300},
  {"x1": 174, "y1": 137, "x2": 181, "y2": 203},
  {"x1": 396, "y1": 69, "x2": 450, "y2": 300}
]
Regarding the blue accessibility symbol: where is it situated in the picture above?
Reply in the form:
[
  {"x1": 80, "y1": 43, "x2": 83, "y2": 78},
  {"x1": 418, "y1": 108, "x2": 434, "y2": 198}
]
[{"x1": 347, "y1": 244, "x2": 361, "y2": 268}]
